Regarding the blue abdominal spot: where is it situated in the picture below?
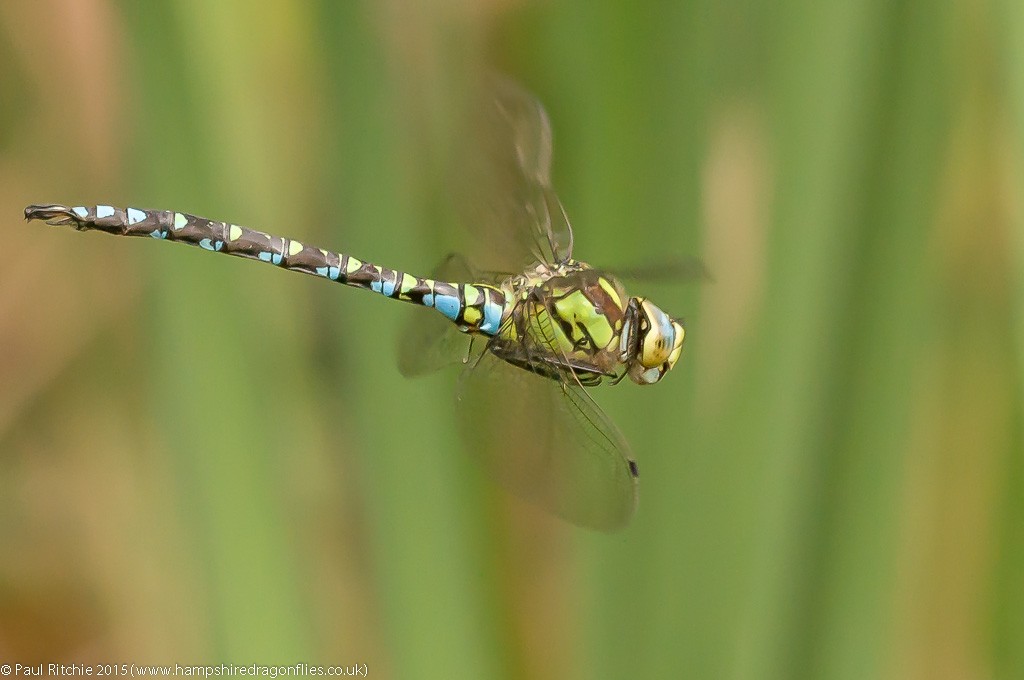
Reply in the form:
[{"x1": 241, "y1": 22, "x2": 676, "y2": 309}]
[{"x1": 434, "y1": 294, "x2": 460, "y2": 321}]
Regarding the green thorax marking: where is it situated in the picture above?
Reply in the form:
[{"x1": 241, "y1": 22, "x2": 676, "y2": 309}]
[{"x1": 498, "y1": 260, "x2": 628, "y2": 377}]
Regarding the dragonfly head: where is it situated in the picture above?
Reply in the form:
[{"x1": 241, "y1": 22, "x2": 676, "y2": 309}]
[{"x1": 620, "y1": 297, "x2": 685, "y2": 385}]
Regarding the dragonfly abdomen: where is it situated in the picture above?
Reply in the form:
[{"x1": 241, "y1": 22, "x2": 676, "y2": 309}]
[{"x1": 24, "y1": 203, "x2": 506, "y2": 335}]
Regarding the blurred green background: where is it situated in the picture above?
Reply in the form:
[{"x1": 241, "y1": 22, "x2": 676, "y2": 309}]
[{"x1": 1, "y1": 0, "x2": 1021, "y2": 678}]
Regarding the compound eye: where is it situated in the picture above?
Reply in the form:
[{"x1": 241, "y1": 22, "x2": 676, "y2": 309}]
[
  {"x1": 666, "y1": 321, "x2": 685, "y2": 369},
  {"x1": 638, "y1": 299, "x2": 676, "y2": 369}
]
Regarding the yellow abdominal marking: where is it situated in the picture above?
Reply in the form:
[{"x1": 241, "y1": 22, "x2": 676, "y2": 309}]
[{"x1": 397, "y1": 273, "x2": 417, "y2": 300}]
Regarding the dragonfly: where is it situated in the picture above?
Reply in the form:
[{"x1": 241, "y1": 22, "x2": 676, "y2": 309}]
[{"x1": 24, "y1": 78, "x2": 686, "y2": 531}]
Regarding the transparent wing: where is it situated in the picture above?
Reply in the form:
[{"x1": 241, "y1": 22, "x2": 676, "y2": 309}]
[
  {"x1": 453, "y1": 75, "x2": 574, "y2": 272},
  {"x1": 491, "y1": 75, "x2": 574, "y2": 264},
  {"x1": 608, "y1": 255, "x2": 714, "y2": 285},
  {"x1": 396, "y1": 254, "x2": 475, "y2": 378},
  {"x1": 457, "y1": 349, "x2": 638, "y2": 531}
]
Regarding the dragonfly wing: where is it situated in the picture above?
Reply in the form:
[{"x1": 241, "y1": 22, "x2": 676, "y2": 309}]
[
  {"x1": 491, "y1": 75, "x2": 574, "y2": 263},
  {"x1": 396, "y1": 253, "x2": 475, "y2": 378},
  {"x1": 608, "y1": 255, "x2": 714, "y2": 285},
  {"x1": 455, "y1": 75, "x2": 574, "y2": 271},
  {"x1": 457, "y1": 350, "x2": 638, "y2": 531}
]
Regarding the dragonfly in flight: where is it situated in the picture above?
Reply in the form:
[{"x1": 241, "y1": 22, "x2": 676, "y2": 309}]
[{"x1": 25, "y1": 77, "x2": 687, "y2": 530}]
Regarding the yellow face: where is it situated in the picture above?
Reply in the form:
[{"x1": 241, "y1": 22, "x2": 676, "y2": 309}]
[{"x1": 623, "y1": 298, "x2": 685, "y2": 385}]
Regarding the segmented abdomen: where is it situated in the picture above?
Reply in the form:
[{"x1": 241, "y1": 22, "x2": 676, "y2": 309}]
[{"x1": 25, "y1": 203, "x2": 507, "y2": 336}]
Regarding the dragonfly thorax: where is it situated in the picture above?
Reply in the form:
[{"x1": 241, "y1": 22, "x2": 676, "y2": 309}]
[
  {"x1": 493, "y1": 260, "x2": 685, "y2": 386},
  {"x1": 493, "y1": 261, "x2": 625, "y2": 383}
]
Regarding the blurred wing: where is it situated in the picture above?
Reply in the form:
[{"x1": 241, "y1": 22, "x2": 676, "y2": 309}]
[
  {"x1": 455, "y1": 76, "x2": 574, "y2": 271},
  {"x1": 396, "y1": 254, "x2": 475, "y2": 378},
  {"x1": 609, "y1": 255, "x2": 714, "y2": 285},
  {"x1": 457, "y1": 350, "x2": 638, "y2": 531}
]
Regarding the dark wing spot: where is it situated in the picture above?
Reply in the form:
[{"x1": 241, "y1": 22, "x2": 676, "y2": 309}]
[{"x1": 628, "y1": 459, "x2": 640, "y2": 478}]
